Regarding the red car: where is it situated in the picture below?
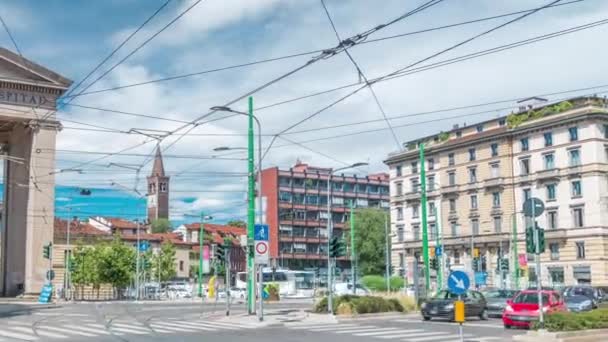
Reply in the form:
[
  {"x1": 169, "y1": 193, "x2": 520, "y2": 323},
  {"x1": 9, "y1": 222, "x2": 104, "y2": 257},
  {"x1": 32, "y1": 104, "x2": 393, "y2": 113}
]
[{"x1": 502, "y1": 290, "x2": 566, "y2": 329}]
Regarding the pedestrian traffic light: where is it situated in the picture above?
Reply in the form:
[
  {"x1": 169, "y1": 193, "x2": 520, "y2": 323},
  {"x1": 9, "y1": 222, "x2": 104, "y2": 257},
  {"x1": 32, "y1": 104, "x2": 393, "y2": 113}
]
[
  {"x1": 525, "y1": 227, "x2": 535, "y2": 254},
  {"x1": 430, "y1": 258, "x2": 438, "y2": 270},
  {"x1": 500, "y1": 258, "x2": 509, "y2": 271},
  {"x1": 472, "y1": 258, "x2": 480, "y2": 272},
  {"x1": 43, "y1": 243, "x2": 52, "y2": 259},
  {"x1": 329, "y1": 237, "x2": 346, "y2": 258},
  {"x1": 538, "y1": 228, "x2": 546, "y2": 253},
  {"x1": 215, "y1": 244, "x2": 225, "y2": 263}
]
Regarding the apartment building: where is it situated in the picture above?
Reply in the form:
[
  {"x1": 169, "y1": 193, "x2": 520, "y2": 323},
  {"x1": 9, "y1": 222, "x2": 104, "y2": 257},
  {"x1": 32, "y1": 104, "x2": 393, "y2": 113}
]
[
  {"x1": 260, "y1": 161, "x2": 389, "y2": 270},
  {"x1": 385, "y1": 96, "x2": 608, "y2": 288}
]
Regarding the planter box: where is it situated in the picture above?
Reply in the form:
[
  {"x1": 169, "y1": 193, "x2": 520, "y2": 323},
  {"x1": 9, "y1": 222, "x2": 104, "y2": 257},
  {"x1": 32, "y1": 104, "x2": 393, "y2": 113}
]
[{"x1": 513, "y1": 329, "x2": 608, "y2": 342}]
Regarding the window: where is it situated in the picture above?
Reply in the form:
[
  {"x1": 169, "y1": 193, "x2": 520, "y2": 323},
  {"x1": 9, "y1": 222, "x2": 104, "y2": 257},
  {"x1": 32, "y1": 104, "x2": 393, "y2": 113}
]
[
  {"x1": 471, "y1": 219, "x2": 479, "y2": 235},
  {"x1": 454, "y1": 250, "x2": 461, "y2": 264},
  {"x1": 469, "y1": 148, "x2": 476, "y2": 161},
  {"x1": 410, "y1": 178, "x2": 419, "y2": 193},
  {"x1": 490, "y1": 163, "x2": 500, "y2": 178},
  {"x1": 399, "y1": 252, "x2": 405, "y2": 268},
  {"x1": 572, "y1": 207, "x2": 584, "y2": 227},
  {"x1": 396, "y1": 165, "x2": 402, "y2": 177},
  {"x1": 279, "y1": 191, "x2": 292, "y2": 202},
  {"x1": 544, "y1": 153, "x2": 555, "y2": 170},
  {"x1": 429, "y1": 223, "x2": 436, "y2": 240},
  {"x1": 468, "y1": 167, "x2": 477, "y2": 183},
  {"x1": 179, "y1": 261, "x2": 184, "y2": 272},
  {"x1": 547, "y1": 210, "x2": 558, "y2": 229},
  {"x1": 397, "y1": 207, "x2": 404, "y2": 221},
  {"x1": 160, "y1": 183, "x2": 167, "y2": 192},
  {"x1": 493, "y1": 216, "x2": 502, "y2": 233},
  {"x1": 544, "y1": 132, "x2": 553, "y2": 146},
  {"x1": 491, "y1": 143, "x2": 499, "y2": 157},
  {"x1": 428, "y1": 176, "x2": 435, "y2": 191},
  {"x1": 576, "y1": 241, "x2": 585, "y2": 259},
  {"x1": 492, "y1": 192, "x2": 501, "y2": 207},
  {"x1": 569, "y1": 149, "x2": 581, "y2": 166},
  {"x1": 448, "y1": 153, "x2": 455, "y2": 166},
  {"x1": 428, "y1": 158, "x2": 435, "y2": 170},
  {"x1": 448, "y1": 171, "x2": 456, "y2": 186},
  {"x1": 450, "y1": 222, "x2": 458, "y2": 237},
  {"x1": 605, "y1": 124, "x2": 608, "y2": 139},
  {"x1": 449, "y1": 198, "x2": 456, "y2": 212},
  {"x1": 411, "y1": 162, "x2": 418, "y2": 174},
  {"x1": 520, "y1": 138, "x2": 529, "y2": 152},
  {"x1": 413, "y1": 225, "x2": 420, "y2": 240},
  {"x1": 569, "y1": 127, "x2": 578, "y2": 141},
  {"x1": 396, "y1": 182, "x2": 403, "y2": 196},
  {"x1": 571, "y1": 180, "x2": 582, "y2": 197},
  {"x1": 520, "y1": 158, "x2": 530, "y2": 175},
  {"x1": 546, "y1": 184, "x2": 556, "y2": 201},
  {"x1": 523, "y1": 188, "x2": 531, "y2": 202},
  {"x1": 412, "y1": 205, "x2": 419, "y2": 218},
  {"x1": 550, "y1": 243, "x2": 559, "y2": 261},
  {"x1": 429, "y1": 202, "x2": 436, "y2": 216},
  {"x1": 470, "y1": 195, "x2": 478, "y2": 210},
  {"x1": 397, "y1": 225, "x2": 404, "y2": 242},
  {"x1": 476, "y1": 124, "x2": 484, "y2": 132}
]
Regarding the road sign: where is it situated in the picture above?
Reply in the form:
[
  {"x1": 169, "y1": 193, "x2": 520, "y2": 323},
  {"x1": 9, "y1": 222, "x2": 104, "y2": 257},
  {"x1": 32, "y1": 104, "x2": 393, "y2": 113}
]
[
  {"x1": 255, "y1": 241, "x2": 269, "y2": 264},
  {"x1": 254, "y1": 224, "x2": 269, "y2": 265},
  {"x1": 38, "y1": 284, "x2": 53, "y2": 303},
  {"x1": 138, "y1": 240, "x2": 150, "y2": 252},
  {"x1": 46, "y1": 270, "x2": 55, "y2": 281},
  {"x1": 474, "y1": 271, "x2": 487, "y2": 286},
  {"x1": 254, "y1": 224, "x2": 269, "y2": 241},
  {"x1": 523, "y1": 198, "x2": 544, "y2": 217},
  {"x1": 436, "y1": 246, "x2": 442, "y2": 257},
  {"x1": 447, "y1": 270, "x2": 470, "y2": 295}
]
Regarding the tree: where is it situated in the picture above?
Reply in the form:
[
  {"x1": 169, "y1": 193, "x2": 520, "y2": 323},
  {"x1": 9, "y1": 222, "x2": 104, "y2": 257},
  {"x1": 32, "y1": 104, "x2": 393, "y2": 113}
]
[
  {"x1": 226, "y1": 220, "x2": 246, "y2": 228},
  {"x1": 152, "y1": 241, "x2": 177, "y2": 282},
  {"x1": 151, "y1": 218, "x2": 171, "y2": 233},
  {"x1": 346, "y1": 208, "x2": 390, "y2": 276},
  {"x1": 98, "y1": 236, "x2": 136, "y2": 296}
]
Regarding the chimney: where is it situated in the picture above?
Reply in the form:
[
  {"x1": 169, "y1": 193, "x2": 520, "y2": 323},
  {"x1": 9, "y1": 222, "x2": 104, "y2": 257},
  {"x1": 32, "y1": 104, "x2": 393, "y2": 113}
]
[{"x1": 452, "y1": 124, "x2": 459, "y2": 130}]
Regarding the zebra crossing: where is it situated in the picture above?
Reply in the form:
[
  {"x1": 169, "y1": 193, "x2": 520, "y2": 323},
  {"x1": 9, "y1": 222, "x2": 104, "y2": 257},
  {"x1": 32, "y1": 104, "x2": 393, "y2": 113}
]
[
  {"x1": 285, "y1": 322, "x2": 504, "y2": 342},
  {"x1": 0, "y1": 319, "x2": 255, "y2": 341}
]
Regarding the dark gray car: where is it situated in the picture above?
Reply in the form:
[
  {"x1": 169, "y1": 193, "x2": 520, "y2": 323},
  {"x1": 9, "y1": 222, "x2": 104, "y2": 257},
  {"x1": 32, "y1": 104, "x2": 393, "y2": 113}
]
[
  {"x1": 565, "y1": 294, "x2": 594, "y2": 312},
  {"x1": 482, "y1": 289, "x2": 518, "y2": 317},
  {"x1": 421, "y1": 290, "x2": 488, "y2": 321},
  {"x1": 563, "y1": 286, "x2": 600, "y2": 308}
]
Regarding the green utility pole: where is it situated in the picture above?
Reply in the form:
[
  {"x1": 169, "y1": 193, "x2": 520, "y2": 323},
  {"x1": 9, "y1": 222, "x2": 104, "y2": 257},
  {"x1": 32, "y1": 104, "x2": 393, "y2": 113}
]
[
  {"x1": 247, "y1": 96, "x2": 256, "y2": 314},
  {"x1": 512, "y1": 214, "x2": 519, "y2": 290},
  {"x1": 419, "y1": 143, "x2": 431, "y2": 292},
  {"x1": 198, "y1": 212, "x2": 205, "y2": 298},
  {"x1": 350, "y1": 202, "x2": 356, "y2": 293},
  {"x1": 435, "y1": 202, "x2": 443, "y2": 291}
]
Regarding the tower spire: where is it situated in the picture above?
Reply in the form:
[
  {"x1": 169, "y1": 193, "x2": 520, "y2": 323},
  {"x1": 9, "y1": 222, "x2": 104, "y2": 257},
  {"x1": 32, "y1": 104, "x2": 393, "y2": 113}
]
[{"x1": 151, "y1": 146, "x2": 165, "y2": 177}]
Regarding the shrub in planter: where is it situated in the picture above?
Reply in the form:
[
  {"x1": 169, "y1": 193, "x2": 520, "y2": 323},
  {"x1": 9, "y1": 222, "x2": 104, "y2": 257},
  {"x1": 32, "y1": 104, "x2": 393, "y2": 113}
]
[
  {"x1": 336, "y1": 301, "x2": 355, "y2": 315},
  {"x1": 361, "y1": 275, "x2": 405, "y2": 292},
  {"x1": 532, "y1": 308, "x2": 608, "y2": 331},
  {"x1": 352, "y1": 296, "x2": 402, "y2": 314}
]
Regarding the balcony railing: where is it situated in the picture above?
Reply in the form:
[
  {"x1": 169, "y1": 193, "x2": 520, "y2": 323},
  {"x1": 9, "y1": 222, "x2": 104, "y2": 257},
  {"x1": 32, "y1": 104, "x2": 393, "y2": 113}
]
[
  {"x1": 441, "y1": 184, "x2": 460, "y2": 194},
  {"x1": 536, "y1": 168, "x2": 560, "y2": 181},
  {"x1": 484, "y1": 177, "x2": 504, "y2": 188}
]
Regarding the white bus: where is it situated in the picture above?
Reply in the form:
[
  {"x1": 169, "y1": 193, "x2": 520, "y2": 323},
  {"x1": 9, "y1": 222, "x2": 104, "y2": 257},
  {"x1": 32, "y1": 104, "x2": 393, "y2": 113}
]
[
  {"x1": 236, "y1": 268, "x2": 292, "y2": 296},
  {"x1": 287, "y1": 271, "x2": 315, "y2": 298}
]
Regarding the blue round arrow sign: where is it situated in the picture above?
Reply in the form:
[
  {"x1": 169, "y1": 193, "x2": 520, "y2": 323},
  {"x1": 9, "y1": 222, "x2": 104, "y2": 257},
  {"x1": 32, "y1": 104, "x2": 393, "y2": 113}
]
[{"x1": 447, "y1": 270, "x2": 470, "y2": 295}]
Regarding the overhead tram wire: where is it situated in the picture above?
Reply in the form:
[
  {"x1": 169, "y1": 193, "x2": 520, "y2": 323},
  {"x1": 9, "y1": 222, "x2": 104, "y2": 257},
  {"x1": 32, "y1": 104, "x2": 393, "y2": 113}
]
[
  {"x1": 320, "y1": 0, "x2": 402, "y2": 150},
  {"x1": 59, "y1": 0, "x2": 584, "y2": 100},
  {"x1": 39, "y1": 0, "x2": 205, "y2": 122},
  {"x1": 140, "y1": 0, "x2": 448, "y2": 168},
  {"x1": 261, "y1": 0, "x2": 565, "y2": 160},
  {"x1": 0, "y1": 13, "x2": 23, "y2": 57}
]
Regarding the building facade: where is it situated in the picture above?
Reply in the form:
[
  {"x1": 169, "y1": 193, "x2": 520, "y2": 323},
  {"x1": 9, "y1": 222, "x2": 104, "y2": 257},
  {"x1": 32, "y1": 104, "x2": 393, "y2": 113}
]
[
  {"x1": 260, "y1": 161, "x2": 389, "y2": 270},
  {"x1": 385, "y1": 96, "x2": 608, "y2": 288}
]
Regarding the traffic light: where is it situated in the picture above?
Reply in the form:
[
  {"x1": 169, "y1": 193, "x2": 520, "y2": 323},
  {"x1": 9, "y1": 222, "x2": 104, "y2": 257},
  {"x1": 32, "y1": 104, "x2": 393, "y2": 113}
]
[
  {"x1": 473, "y1": 248, "x2": 480, "y2": 258},
  {"x1": 500, "y1": 258, "x2": 509, "y2": 271},
  {"x1": 329, "y1": 237, "x2": 346, "y2": 258},
  {"x1": 525, "y1": 227, "x2": 535, "y2": 254},
  {"x1": 215, "y1": 244, "x2": 225, "y2": 263},
  {"x1": 430, "y1": 258, "x2": 438, "y2": 270},
  {"x1": 43, "y1": 243, "x2": 52, "y2": 259},
  {"x1": 538, "y1": 228, "x2": 546, "y2": 253},
  {"x1": 472, "y1": 258, "x2": 480, "y2": 272},
  {"x1": 143, "y1": 259, "x2": 151, "y2": 269}
]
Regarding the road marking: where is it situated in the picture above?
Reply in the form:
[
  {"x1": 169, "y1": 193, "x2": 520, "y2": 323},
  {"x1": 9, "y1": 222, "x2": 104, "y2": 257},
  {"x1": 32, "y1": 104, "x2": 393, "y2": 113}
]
[
  {"x1": 0, "y1": 328, "x2": 37, "y2": 341},
  {"x1": 108, "y1": 325, "x2": 149, "y2": 335},
  {"x1": 406, "y1": 334, "x2": 472, "y2": 342},
  {"x1": 38, "y1": 326, "x2": 98, "y2": 337},
  {"x1": 470, "y1": 338, "x2": 503, "y2": 341},
  {"x1": 179, "y1": 321, "x2": 232, "y2": 330},
  {"x1": 68, "y1": 324, "x2": 112, "y2": 335},
  {"x1": 150, "y1": 324, "x2": 198, "y2": 332},
  {"x1": 162, "y1": 321, "x2": 216, "y2": 330},
  {"x1": 309, "y1": 324, "x2": 366, "y2": 331},
  {"x1": 391, "y1": 319, "x2": 504, "y2": 329},
  {"x1": 334, "y1": 327, "x2": 387, "y2": 333},
  {"x1": 382, "y1": 331, "x2": 448, "y2": 339},
  {"x1": 111, "y1": 323, "x2": 151, "y2": 332},
  {"x1": 153, "y1": 321, "x2": 210, "y2": 331},
  {"x1": 354, "y1": 328, "x2": 407, "y2": 336},
  {"x1": 30, "y1": 328, "x2": 69, "y2": 339},
  {"x1": 289, "y1": 323, "x2": 353, "y2": 330},
  {"x1": 373, "y1": 330, "x2": 425, "y2": 338}
]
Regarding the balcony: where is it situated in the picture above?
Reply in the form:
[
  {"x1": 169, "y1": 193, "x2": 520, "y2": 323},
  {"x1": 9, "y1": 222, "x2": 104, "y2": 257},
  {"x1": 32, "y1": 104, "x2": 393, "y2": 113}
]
[
  {"x1": 404, "y1": 191, "x2": 421, "y2": 202},
  {"x1": 544, "y1": 228, "x2": 567, "y2": 240},
  {"x1": 564, "y1": 165, "x2": 582, "y2": 177},
  {"x1": 463, "y1": 182, "x2": 479, "y2": 192},
  {"x1": 484, "y1": 177, "x2": 504, "y2": 189},
  {"x1": 536, "y1": 168, "x2": 560, "y2": 182},
  {"x1": 441, "y1": 184, "x2": 460, "y2": 195}
]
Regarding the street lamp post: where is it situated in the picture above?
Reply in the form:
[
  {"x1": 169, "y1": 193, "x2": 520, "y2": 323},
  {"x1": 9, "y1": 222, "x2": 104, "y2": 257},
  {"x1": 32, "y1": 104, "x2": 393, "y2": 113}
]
[
  {"x1": 210, "y1": 100, "x2": 263, "y2": 316},
  {"x1": 326, "y1": 162, "x2": 368, "y2": 314},
  {"x1": 198, "y1": 213, "x2": 213, "y2": 298}
]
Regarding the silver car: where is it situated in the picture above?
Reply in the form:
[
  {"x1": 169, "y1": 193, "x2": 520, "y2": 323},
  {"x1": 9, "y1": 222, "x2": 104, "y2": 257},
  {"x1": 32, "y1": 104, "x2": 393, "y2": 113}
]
[{"x1": 482, "y1": 289, "x2": 518, "y2": 318}]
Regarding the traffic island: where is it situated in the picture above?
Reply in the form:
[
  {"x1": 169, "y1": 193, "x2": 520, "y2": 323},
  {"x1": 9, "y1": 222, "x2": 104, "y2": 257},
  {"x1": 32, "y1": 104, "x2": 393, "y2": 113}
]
[{"x1": 513, "y1": 329, "x2": 608, "y2": 341}]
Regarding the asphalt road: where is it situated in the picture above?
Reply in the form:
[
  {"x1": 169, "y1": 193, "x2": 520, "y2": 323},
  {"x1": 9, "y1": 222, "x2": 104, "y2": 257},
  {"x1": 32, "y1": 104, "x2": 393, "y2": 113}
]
[{"x1": 0, "y1": 301, "x2": 525, "y2": 342}]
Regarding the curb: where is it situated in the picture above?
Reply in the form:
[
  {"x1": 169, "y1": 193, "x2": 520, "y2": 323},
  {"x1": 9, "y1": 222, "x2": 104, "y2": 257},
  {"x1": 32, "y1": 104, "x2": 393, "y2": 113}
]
[{"x1": 336, "y1": 312, "x2": 419, "y2": 321}]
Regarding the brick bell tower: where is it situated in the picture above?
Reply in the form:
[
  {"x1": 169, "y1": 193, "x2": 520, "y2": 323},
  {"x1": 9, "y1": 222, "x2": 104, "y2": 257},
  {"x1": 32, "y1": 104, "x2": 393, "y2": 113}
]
[{"x1": 147, "y1": 146, "x2": 170, "y2": 221}]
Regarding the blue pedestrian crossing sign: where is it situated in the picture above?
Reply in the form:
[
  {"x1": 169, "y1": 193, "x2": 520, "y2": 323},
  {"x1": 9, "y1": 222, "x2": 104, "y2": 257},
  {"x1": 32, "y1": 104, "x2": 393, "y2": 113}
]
[
  {"x1": 436, "y1": 246, "x2": 442, "y2": 257},
  {"x1": 254, "y1": 224, "x2": 269, "y2": 241},
  {"x1": 38, "y1": 284, "x2": 53, "y2": 303},
  {"x1": 448, "y1": 270, "x2": 470, "y2": 295},
  {"x1": 138, "y1": 240, "x2": 150, "y2": 252}
]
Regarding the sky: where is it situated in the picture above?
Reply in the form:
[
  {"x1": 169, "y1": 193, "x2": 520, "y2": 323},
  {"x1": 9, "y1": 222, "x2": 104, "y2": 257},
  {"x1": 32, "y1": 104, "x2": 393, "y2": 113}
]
[{"x1": 1, "y1": 0, "x2": 607, "y2": 224}]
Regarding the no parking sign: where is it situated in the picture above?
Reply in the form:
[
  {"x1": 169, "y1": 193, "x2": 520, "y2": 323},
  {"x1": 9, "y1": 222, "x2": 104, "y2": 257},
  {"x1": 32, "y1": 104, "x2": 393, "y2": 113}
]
[{"x1": 254, "y1": 224, "x2": 269, "y2": 265}]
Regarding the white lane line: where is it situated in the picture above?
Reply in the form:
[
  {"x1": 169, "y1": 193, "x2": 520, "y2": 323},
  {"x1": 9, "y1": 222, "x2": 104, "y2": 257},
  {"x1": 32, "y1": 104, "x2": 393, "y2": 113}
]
[
  {"x1": 391, "y1": 319, "x2": 504, "y2": 330},
  {"x1": 205, "y1": 321, "x2": 257, "y2": 329},
  {"x1": 354, "y1": 329, "x2": 410, "y2": 336},
  {"x1": 107, "y1": 325, "x2": 150, "y2": 335},
  {"x1": 65, "y1": 313, "x2": 89, "y2": 317},
  {"x1": 0, "y1": 328, "x2": 38, "y2": 341},
  {"x1": 406, "y1": 334, "x2": 472, "y2": 342},
  {"x1": 470, "y1": 337, "x2": 503, "y2": 341},
  {"x1": 68, "y1": 324, "x2": 112, "y2": 335},
  {"x1": 150, "y1": 324, "x2": 198, "y2": 333},
  {"x1": 387, "y1": 331, "x2": 449, "y2": 339},
  {"x1": 335, "y1": 327, "x2": 397, "y2": 334},
  {"x1": 374, "y1": 330, "x2": 425, "y2": 338},
  {"x1": 178, "y1": 321, "x2": 231, "y2": 330},
  {"x1": 154, "y1": 321, "x2": 216, "y2": 331},
  {"x1": 38, "y1": 326, "x2": 98, "y2": 337},
  {"x1": 311, "y1": 324, "x2": 371, "y2": 331},
  {"x1": 111, "y1": 323, "x2": 151, "y2": 331},
  {"x1": 31, "y1": 328, "x2": 69, "y2": 339}
]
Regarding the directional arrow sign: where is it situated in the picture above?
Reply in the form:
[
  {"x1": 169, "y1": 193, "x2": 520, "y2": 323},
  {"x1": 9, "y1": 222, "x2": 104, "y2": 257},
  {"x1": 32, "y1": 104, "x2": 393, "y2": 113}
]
[{"x1": 448, "y1": 270, "x2": 470, "y2": 295}]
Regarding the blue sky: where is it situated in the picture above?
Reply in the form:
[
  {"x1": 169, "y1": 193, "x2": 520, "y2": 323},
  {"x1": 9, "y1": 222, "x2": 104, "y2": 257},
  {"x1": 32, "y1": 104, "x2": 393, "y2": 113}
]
[{"x1": 1, "y1": 0, "x2": 607, "y2": 223}]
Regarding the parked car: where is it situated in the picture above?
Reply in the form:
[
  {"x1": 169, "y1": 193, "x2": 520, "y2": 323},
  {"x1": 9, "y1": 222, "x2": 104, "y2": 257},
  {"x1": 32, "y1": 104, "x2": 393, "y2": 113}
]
[
  {"x1": 334, "y1": 283, "x2": 370, "y2": 296},
  {"x1": 482, "y1": 289, "x2": 519, "y2": 318},
  {"x1": 421, "y1": 290, "x2": 488, "y2": 321},
  {"x1": 564, "y1": 295, "x2": 594, "y2": 312},
  {"x1": 502, "y1": 290, "x2": 566, "y2": 329},
  {"x1": 230, "y1": 287, "x2": 247, "y2": 299},
  {"x1": 563, "y1": 286, "x2": 600, "y2": 308}
]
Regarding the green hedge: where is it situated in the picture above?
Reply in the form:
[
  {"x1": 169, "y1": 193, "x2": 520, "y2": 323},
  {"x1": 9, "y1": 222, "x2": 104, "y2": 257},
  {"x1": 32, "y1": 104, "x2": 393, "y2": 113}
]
[
  {"x1": 361, "y1": 275, "x2": 404, "y2": 292},
  {"x1": 314, "y1": 295, "x2": 404, "y2": 314},
  {"x1": 532, "y1": 308, "x2": 608, "y2": 331}
]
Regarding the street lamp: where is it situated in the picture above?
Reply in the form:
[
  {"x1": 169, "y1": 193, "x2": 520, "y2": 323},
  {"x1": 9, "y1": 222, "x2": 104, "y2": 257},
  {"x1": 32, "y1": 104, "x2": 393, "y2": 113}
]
[
  {"x1": 210, "y1": 102, "x2": 262, "y2": 316},
  {"x1": 326, "y1": 162, "x2": 368, "y2": 314}
]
